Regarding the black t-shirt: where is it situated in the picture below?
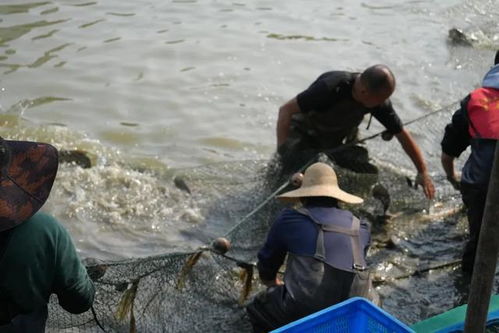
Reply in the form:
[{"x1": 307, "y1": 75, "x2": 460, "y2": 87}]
[
  {"x1": 441, "y1": 96, "x2": 471, "y2": 158},
  {"x1": 296, "y1": 71, "x2": 403, "y2": 135}
]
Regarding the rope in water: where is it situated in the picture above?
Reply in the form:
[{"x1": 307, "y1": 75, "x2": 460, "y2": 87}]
[
  {"x1": 223, "y1": 101, "x2": 459, "y2": 238},
  {"x1": 85, "y1": 102, "x2": 460, "y2": 331}
]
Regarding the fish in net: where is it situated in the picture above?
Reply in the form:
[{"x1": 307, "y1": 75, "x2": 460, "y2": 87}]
[{"x1": 45, "y1": 102, "x2": 479, "y2": 332}]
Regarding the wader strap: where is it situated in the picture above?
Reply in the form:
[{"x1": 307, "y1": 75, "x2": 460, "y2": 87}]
[
  {"x1": 314, "y1": 226, "x2": 326, "y2": 261},
  {"x1": 318, "y1": 224, "x2": 359, "y2": 236},
  {"x1": 295, "y1": 208, "x2": 366, "y2": 271},
  {"x1": 350, "y1": 217, "x2": 366, "y2": 271},
  {"x1": 295, "y1": 208, "x2": 326, "y2": 260}
]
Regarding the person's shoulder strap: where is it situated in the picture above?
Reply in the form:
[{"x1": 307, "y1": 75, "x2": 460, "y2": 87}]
[
  {"x1": 295, "y1": 207, "x2": 366, "y2": 270},
  {"x1": 349, "y1": 216, "x2": 366, "y2": 271},
  {"x1": 295, "y1": 207, "x2": 358, "y2": 235}
]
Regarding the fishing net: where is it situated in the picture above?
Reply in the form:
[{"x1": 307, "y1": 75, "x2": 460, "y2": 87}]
[{"x1": 45, "y1": 102, "x2": 481, "y2": 332}]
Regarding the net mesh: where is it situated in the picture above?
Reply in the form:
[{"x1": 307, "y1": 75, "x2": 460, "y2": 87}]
[{"x1": 46, "y1": 103, "x2": 478, "y2": 332}]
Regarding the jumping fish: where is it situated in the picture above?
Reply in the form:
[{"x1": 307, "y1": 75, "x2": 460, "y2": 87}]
[
  {"x1": 372, "y1": 183, "x2": 391, "y2": 216},
  {"x1": 59, "y1": 150, "x2": 92, "y2": 168},
  {"x1": 448, "y1": 28, "x2": 473, "y2": 47},
  {"x1": 174, "y1": 175, "x2": 191, "y2": 194}
]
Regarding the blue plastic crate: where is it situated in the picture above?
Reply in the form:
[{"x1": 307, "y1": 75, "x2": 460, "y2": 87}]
[{"x1": 271, "y1": 297, "x2": 415, "y2": 333}]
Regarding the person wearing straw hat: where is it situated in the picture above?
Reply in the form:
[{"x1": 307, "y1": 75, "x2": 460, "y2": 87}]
[
  {"x1": 246, "y1": 162, "x2": 376, "y2": 332},
  {"x1": 0, "y1": 138, "x2": 95, "y2": 332},
  {"x1": 441, "y1": 50, "x2": 499, "y2": 275},
  {"x1": 274, "y1": 64, "x2": 435, "y2": 199}
]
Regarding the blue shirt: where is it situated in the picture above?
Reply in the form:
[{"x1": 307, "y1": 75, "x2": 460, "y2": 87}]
[{"x1": 257, "y1": 206, "x2": 371, "y2": 281}]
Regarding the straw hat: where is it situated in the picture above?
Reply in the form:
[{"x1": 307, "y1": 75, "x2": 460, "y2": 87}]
[
  {"x1": 277, "y1": 162, "x2": 363, "y2": 204},
  {"x1": 0, "y1": 138, "x2": 58, "y2": 232}
]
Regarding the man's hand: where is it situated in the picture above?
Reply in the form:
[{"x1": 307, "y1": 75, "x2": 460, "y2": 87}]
[
  {"x1": 415, "y1": 172, "x2": 436, "y2": 200},
  {"x1": 441, "y1": 152, "x2": 460, "y2": 191},
  {"x1": 261, "y1": 277, "x2": 284, "y2": 288},
  {"x1": 446, "y1": 174, "x2": 461, "y2": 190},
  {"x1": 395, "y1": 130, "x2": 435, "y2": 200}
]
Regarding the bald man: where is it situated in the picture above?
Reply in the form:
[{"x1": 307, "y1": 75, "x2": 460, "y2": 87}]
[{"x1": 275, "y1": 65, "x2": 435, "y2": 199}]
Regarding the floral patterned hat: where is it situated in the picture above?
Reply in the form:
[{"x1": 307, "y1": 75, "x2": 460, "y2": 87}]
[{"x1": 0, "y1": 138, "x2": 58, "y2": 232}]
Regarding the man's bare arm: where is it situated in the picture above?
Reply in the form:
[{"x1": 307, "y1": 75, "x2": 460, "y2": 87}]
[
  {"x1": 395, "y1": 129, "x2": 435, "y2": 199},
  {"x1": 260, "y1": 277, "x2": 284, "y2": 288},
  {"x1": 441, "y1": 152, "x2": 461, "y2": 190},
  {"x1": 277, "y1": 98, "x2": 301, "y2": 148}
]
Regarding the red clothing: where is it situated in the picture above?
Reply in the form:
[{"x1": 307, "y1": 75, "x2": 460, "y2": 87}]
[{"x1": 467, "y1": 87, "x2": 499, "y2": 139}]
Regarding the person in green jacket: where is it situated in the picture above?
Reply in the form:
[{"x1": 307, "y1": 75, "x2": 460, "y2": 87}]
[{"x1": 0, "y1": 138, "x2": 95, "y2": 332}]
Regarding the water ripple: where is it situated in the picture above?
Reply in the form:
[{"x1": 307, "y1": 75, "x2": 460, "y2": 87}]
[
  {"x1": 32, "y1": 28, "x2": 59, "y2": 40},
  {"x1": 0, "y1": 19, "x2": 68, "y2": 45},
  {"x1": 40, "y1": 7, "x2": 59, "y2": 15},
  {"x1": 0, "y1": 2, "x2": 50, "y2": 15},
  {"x1": 361, "y1": 2, "x2": 396, "y2": 10},
  {"x1": 72, "y1": 2, "x2": 98, "y2": 7},
  {"x1": 28, "y1": 96, "x2": 72, "y2": 109},
  {"x1": 266, "y1": 33, "x2": 348, "y2": 42},
  {"x1": 103, "y1": 37, "x2": 121, "y2": 43},
  {"x1": 78, "y1": 18, "x2": 105, "y2": 29},
  {"x1": 28, "y1": 43, "x2": 71, "y2": 68},
  {"x1": 165, "y1": 39, "x2": 185, "y2": 44},
  {"x1": 106, "y1": 12, "x2": 135, "y2": 17}
]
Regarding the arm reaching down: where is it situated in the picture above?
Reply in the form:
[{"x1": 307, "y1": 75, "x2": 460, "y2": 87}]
[
  {"x1": 395, "y1": 128, "x2": 435, "y2": 199},
  {"x1": 276, "y1": 98, "x2": 301, "y2": 148},
  {"x1": 441, "y1": 152, "x2": 461, "y2": 190}
]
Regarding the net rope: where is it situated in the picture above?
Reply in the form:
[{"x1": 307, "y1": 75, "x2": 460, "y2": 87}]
[{"x1": 46, "y1": 102, "x2": 470, "y2": 332}]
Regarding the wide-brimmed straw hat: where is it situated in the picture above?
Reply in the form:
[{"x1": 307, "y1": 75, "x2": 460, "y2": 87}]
[
  {"x1": 0, "y1": 138, "x2": 58, "y2": 232},
  {"x1": 277, "y1": 162, "x2": 363, "y2": 204}
]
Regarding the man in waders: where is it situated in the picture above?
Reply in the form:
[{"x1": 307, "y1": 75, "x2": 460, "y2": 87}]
[
  {"x1": 246, "y1": 162, "x2": 377, "y2": 332},
  {"x1": 0, "y1": 138, "x2": 95, "y2": 332},
  {"x1": 275, "y1": 64, "x2": 435, "y2": 199},
  {"x1": 441, "y1": 50, "x2": 499, "y2": 275}
]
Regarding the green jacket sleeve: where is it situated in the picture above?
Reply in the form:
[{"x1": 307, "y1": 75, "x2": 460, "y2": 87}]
[{"x1": 52, "y1": 221, "x2": 95, "y2": 314}]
